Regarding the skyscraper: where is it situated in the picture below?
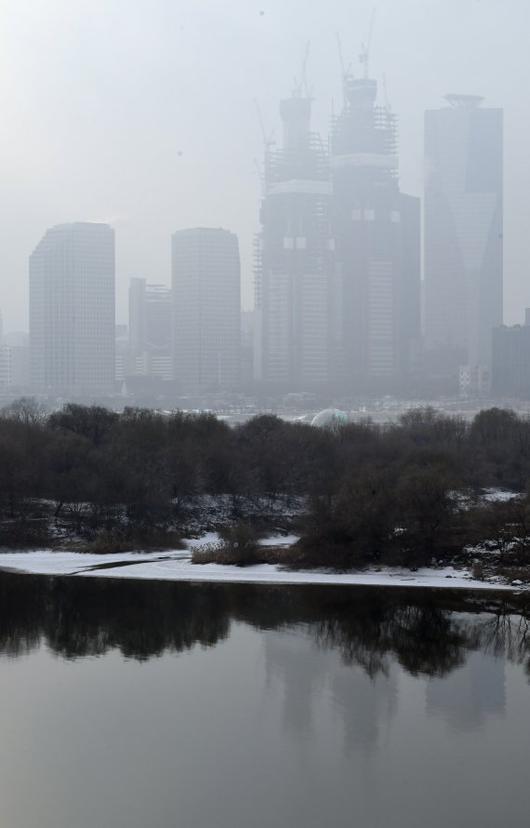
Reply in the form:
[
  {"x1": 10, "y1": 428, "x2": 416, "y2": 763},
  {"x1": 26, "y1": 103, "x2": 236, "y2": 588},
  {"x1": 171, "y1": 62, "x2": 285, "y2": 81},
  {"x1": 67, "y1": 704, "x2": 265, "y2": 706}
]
[
  {"x1": 29, "y1": 222, "x2": 115, "y2": 395},
  {"x1": 255, "y1": 69, "x2": 420, "y2": 395},
  {"x1": 255, "y1": 93, "x2": 333, "y2": 390},
  {"x1": 128, "y1": 278, "x2": 172, "y2": 381},
  {"x1": 330, "y1": 73, "x2": 421, "y2": 391},
  {"x1": 172, "y1": 228, "x2": 240, "y2": 391},
  {"x1": 424, "y1": 95, "x2": 503, "y2": 387}
]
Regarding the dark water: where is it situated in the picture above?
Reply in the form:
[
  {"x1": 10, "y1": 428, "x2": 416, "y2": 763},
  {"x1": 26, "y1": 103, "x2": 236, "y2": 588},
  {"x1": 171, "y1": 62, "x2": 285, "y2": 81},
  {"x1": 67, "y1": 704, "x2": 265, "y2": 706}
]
[{"x1": 0, "y1": 574, "x2": 529, "y2": 828}]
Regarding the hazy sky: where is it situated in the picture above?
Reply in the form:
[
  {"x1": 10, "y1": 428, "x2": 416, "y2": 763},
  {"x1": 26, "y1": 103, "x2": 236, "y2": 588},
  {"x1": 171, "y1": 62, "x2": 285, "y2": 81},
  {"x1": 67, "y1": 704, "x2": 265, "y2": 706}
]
[{"x1": 0, "y1": 0, "x2": 528, "y2": 330}]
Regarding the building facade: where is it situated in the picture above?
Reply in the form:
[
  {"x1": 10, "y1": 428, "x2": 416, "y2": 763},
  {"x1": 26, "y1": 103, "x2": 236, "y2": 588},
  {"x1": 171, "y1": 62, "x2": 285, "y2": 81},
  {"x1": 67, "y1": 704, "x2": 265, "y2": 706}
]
[
  {"x1": 29, "y1": 222, "x2": 115, "y2": 395},
  {"x1": 255, "y1": 94, "x2": 333, "y2": 391},
  {"x1": 330, "y1": 75, "x2": 421, "y2": 392},
  {"x1": 0, "y1": 332, "x2": 30, "y2": 394},
  {"x1": 128, "y1": 278, "x2": 172, "y2": 382},
  {"x1": 424, "y1": 95, "x2": 503, "y2": 388},
  {"x1": 172, "y1": 228, "x2": 240, "y2": 391},
  {"x1": 492, "y1": 310, "x2": 530, "y2": 399},
  {"x1": 0, "y1": 346, "x2": 10, "y2": 393},
  {"x1": 241, "y1": 309, "x2": 255, "y2": 387}
]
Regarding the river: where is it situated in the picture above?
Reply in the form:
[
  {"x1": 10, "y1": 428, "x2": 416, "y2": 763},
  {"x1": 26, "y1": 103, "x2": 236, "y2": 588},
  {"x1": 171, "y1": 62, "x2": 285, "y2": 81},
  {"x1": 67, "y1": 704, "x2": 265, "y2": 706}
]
[{"x1": 0, "y1": 572, "x2": 529, "y2": 827}]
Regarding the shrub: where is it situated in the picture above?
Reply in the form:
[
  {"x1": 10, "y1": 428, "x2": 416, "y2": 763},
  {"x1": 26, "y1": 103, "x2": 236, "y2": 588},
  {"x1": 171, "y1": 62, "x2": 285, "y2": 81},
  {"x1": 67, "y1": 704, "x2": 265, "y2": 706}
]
[
  {"x1": 81, "y1": 526, "x2": 184, "y2": 554},
  {"x1": 0, "y1": 519, "x2": 51, "y2": 550},
  {"x1": 192, "y1": 522, "x2": 260, "y2": 567}
]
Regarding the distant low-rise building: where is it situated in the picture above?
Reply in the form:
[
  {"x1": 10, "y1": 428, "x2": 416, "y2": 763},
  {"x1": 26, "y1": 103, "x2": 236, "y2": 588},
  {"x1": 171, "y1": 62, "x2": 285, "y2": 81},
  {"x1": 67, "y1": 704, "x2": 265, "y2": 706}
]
[
  {"x1": 128, "y1": 279, "x2": 172, "y2": 382},
  {"x1": 115, "y1": 324, "x2": 129, "y2": 385},
  {"x1": 0, "y1": 345, "x2": 10, "y2": 392},
  {"x1": 241, "y1": 310, "x2": 255, "y2": 387},
  {"x1": 0, "y1": 331, "x2": 30, "y2": 393}
]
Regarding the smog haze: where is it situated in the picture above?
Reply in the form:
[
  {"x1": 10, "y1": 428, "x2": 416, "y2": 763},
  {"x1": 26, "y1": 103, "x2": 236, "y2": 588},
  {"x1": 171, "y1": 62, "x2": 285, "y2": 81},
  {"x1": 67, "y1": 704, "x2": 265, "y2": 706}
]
[{"x1": 0, "y1": 0, "x2": 527, "y2": 332}]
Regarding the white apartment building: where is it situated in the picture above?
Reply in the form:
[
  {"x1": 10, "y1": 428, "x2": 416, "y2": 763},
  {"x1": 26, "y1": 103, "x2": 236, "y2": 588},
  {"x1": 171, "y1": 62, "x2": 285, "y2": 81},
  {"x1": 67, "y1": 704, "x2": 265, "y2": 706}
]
[
  {"x1": 29, "y1": 222, "x2": 115, "y2": 395},
  {"x1": 172, "y1": 228, "x2": 241, "y2": 391}
]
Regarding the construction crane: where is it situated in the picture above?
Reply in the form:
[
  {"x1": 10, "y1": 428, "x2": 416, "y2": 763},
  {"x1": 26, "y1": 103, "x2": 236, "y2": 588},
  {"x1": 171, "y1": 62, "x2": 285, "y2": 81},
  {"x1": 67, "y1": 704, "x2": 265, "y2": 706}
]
[
  {"x1": 293, "y1": 41, "x2": 311, "y2": 98},
  {"x1": 359, "y1": 7, "x2": 376, "y2": 79},
  {"x1": 336, "y1": 32, "x2": 352, "y2": 105},
  {"x1": 253, "y1": 98, "x2": 275, "y2": 150},
  {"x1": 336, "y1": 32, "x2": 346, "y2": 80}
]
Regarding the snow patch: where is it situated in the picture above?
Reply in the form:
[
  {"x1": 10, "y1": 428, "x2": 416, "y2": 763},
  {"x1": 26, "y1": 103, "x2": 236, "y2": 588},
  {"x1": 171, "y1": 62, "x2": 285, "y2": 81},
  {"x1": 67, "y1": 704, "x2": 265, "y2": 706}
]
[
  {"x1": 482, "y1": 488, "x2": 520, "y2": 503},
  {"x1": 258, "y1": 534, "x2": 300, "y2": 547},
  {"x1": 0, "y1": 544, "x2": 520, "y2": 592}
]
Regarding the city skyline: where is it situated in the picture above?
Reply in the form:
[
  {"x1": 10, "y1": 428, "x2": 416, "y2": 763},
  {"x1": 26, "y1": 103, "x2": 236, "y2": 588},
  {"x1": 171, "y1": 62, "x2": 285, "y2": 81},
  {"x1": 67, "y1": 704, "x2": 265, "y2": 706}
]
[
  {"x1": 2, "y1": 82, "x2": 506, "y2": 397},
  {"x1": 2, "y1": 8, "x2": 530, "y2": 828},
  {"x1": 0, "y1": 84, "x2": 508, "y2": 347},
  {"x1": 4, "y1": 77, "x2": 506, "y2": 398},
  {"x1": 1, "y1": 0, "x2": 529, "y2": 334}
]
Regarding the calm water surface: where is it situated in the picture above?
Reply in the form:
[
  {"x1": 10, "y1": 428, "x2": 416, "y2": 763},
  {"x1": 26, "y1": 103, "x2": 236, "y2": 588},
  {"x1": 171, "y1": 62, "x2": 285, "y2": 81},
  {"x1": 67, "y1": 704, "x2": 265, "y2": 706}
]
[{"x1": 0, "y1": 572, "x2": 529, "y2": 828}]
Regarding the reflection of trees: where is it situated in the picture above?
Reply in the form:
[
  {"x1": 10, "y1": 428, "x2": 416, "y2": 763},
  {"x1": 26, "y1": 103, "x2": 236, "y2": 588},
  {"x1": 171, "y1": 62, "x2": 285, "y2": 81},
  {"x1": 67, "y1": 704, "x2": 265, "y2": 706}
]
[
  {"x1": 473, "y1": 612, "x2": 530, "y2": 670},
  {"x1": 0, "y1": 573, "x2": 44, "y2": 657},
  {"x1": 315, "y1": 602, "x2": 469, "y2": 679},
  {"x1": 0, "y1": 575, "x2": 232, "y2": 661},
  {"x1": 310, "y1": 589, "x2": 530, "y2": 680},
  {"x1": 0, "y1": 573, "x2": 529, "y2": 680}
]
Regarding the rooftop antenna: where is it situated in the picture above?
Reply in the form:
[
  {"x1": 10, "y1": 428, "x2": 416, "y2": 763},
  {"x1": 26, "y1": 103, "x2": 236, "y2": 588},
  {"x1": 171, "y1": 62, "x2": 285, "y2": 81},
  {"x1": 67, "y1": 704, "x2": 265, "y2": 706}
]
[{"x1": 359, "y1": 7, "x2": 376, "y2": 80}]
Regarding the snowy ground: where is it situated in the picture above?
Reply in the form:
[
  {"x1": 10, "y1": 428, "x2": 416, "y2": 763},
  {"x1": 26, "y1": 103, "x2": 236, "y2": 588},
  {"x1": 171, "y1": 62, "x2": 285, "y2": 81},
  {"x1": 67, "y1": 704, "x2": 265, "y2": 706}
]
[
  {"x1": 0, "y1": 533, "x2": 521, "y2": 591},
  {"x1": 481, "y1": 488, "x2": 520, "y2": 503}
]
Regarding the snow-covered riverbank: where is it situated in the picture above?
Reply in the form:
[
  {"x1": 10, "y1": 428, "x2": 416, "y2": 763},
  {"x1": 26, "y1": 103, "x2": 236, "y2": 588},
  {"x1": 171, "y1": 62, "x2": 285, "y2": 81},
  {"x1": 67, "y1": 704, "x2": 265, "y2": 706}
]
[{"x1": 0, "y1": 533, "x2": 522, "y2": 591}]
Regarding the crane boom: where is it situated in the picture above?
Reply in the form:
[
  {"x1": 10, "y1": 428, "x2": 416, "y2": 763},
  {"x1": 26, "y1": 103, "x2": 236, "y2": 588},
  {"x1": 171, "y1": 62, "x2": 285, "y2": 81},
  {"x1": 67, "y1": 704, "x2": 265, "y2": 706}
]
[
  {"x1": 360, "y1": 7, "x2": 377, "y2": 79},
  {"x1": 253, "y1": 98, "x2": 275, "y2": 148}
]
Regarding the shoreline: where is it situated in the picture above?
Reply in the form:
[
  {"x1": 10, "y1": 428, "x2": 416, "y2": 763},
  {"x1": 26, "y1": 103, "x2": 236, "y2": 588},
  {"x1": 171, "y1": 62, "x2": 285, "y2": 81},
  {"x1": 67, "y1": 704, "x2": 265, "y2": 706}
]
[{"x1": 0, "y1": 547, "x2": 523, "y2": 593}]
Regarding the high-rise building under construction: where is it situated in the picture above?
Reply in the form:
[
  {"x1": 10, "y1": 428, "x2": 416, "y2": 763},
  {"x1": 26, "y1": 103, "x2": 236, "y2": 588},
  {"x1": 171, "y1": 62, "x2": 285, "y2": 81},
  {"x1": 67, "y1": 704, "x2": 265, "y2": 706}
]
[
  {"x1": 254, "y1": 93, "x2": 333, "y2": 390},
  {"x1": 255, "y1": 69, "x2": 420, "y2": 394},
  {"x1": 330, "y1": 73, "x2": 420, "y2": 391}
]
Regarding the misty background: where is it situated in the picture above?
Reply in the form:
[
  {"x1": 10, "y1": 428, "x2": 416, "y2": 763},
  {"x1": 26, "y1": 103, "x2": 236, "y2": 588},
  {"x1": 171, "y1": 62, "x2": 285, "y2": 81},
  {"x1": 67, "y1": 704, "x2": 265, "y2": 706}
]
[{"x1": 0, "y1": 0, "x2": 527, "y2": 332}]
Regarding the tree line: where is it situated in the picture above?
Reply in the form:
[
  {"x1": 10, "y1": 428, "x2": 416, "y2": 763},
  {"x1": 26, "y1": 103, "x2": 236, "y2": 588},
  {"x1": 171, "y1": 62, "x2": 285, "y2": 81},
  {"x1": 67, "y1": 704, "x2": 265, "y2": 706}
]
[{"x1": 2, "y1": 398, "x2": 530, "y2": 570}]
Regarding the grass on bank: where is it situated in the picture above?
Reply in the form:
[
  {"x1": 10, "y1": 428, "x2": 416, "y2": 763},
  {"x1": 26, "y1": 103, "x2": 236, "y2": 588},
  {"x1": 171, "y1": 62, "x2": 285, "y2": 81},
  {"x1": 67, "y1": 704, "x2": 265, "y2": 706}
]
[{"x1": 191, "y1": 522, "x2": 289, "y2": 567}]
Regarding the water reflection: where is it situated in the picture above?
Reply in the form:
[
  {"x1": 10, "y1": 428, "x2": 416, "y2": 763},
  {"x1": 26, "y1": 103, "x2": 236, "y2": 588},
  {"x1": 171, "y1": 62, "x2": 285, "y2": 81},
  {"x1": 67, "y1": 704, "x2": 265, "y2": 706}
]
[
  {"x1": 264, "y1": 630, "x2": 398, "y2": 752},
  {"x1": 1, "y1": 573, "x2": 530, "y2": 828},
  {"x1": 0, "y1": 572, "x2": 529, "y2": 681},
  {"x1": 427, "y1": 651, "x2": 506, "y2": 730}
]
